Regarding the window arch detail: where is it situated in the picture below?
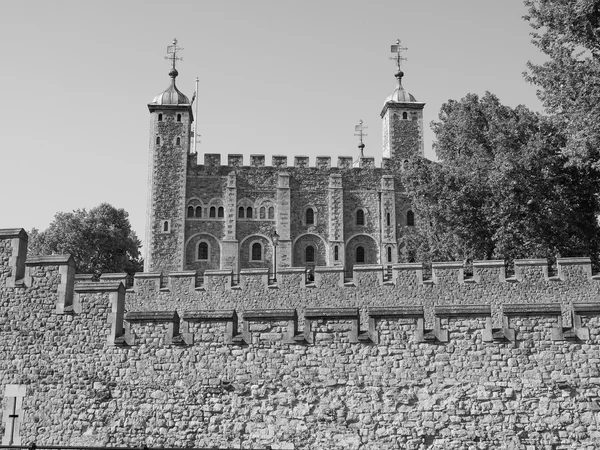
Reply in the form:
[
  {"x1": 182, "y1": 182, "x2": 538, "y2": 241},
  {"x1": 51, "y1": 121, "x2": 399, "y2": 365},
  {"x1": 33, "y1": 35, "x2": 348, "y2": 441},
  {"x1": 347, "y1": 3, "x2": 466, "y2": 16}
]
[
  {"x1": 251, "y1": 242, "x2": 263, "y2": 261},
  {"x1": 305, "y1": 245, "x2": 315, "y2": 263},
  {"x1": 305, "y1": 207, "x2": 315, "y2": 225},
  {"x1": 356, "y1": 209, "x2": 365, "y2": 226},
  {"x1": 197, "y1": 241, "x2": 210, "y2": 261},
  {"x1": 406, "y1": 210, "x2": 415, "y2": 227},
  {"x1": 356, "y1": 246, "x2": 365, "y2": 263}
]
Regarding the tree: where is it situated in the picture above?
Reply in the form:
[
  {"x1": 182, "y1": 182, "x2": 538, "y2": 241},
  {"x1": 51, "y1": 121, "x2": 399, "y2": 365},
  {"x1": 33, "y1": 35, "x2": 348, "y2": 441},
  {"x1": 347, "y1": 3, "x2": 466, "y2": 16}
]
[
  {"x1": 523, "y1": 0, "x2": 600, "y2": 169},
  {"x1": 402, "y1": 92, "x2": 600, "y2": 265},
  {"x1": 29, "y1": 203, "x2": 143, "y2": 275}
]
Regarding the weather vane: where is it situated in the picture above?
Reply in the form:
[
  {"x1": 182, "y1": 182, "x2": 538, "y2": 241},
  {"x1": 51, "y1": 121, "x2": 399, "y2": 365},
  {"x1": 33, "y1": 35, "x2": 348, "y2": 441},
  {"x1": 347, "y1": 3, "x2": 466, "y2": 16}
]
[
  {"x1": 354, "y1": 120, "x2": 368, "y2": 164},
  {"x1": 165, "y1": 38, "x2": 183, "y2": 70},
  {"x1": 354, "y1": 119, "x2": 368, "y2": 147},
  {"x1": 389, "y1": 38, "x2": 408, "y2": 71}
]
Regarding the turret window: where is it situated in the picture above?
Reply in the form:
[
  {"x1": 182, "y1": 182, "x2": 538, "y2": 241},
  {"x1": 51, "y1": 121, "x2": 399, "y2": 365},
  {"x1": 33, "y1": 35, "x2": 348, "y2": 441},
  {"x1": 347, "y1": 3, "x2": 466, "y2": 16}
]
[
  {"x1": 251, "y1": 242, "x2": 262, "y2": 261},
  {"x1": 306, "y1": 245, "x2": 315, "y2": 263},
  {"x1": 210, "y1": 206, "x2": 216, "y2": 218},
  {"x1": 158, "y1": 113, "x2": 163, "y2": 121},
  {"x1": 356, "y1": 246, "x2": 365, "y2": 263},
  {"x1": 356, "y1": 209, "x2": 365, "y2": 226},
  {"x1": 218, "y1": 207, "x2": 224, "y2": 218},
  {"x1": 195, "y1": 206, "x2": 202, "y2": 218},
  {"x1": 305, "y1": 208, "x2": 314, "y2": 225},
  {"x1": 407, "y1": 210, "x2": 415, "y2": 227},
  {"x1": 268, "y1": 206, "x2": 275, "y2": 220},
  {"x1": 177, "y1": 114, "x2": 182, "y2": 122},
  {"x1": 238, "y1": 207, "x2": 245, "y2": 218},
  {"x1": 197, "y1": 242, "x2": 209, "y2": 261},
  {"x1": 246, "y1": 207, "x2": 253, "y2": 219},
  {"x1": 161, "y1": 220, "x2": 170, "y2": 233},
  {"x1": 387, "y1": 246, "x2": 392, "y2": 263},
  {"x1": 187, "y1": 206, "x2": 194, "y2": 218},
  {"x1": 402, "y1": 112, "x2": 408, "y2": 120},
  {"x1": 176, "y1": 137, "x2": 181, "y2": 146},
  {"x1": 156, "y1": 136, "x2": 161, "y2": 145},
  {"x1": 260, "y1": 207, "x2": 266, "y2": 220},
  {"x1": 387, "y1": 212, "x2": 391, "y2": 227},
  {"x1": 334, "y1": 245, "x2": 339, "y2": 261}
]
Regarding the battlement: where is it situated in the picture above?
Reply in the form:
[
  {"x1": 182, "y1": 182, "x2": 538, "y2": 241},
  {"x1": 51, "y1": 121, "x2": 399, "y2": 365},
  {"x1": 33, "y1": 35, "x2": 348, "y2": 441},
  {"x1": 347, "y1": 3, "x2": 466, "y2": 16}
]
[{"x1": 193, "y1": 153, "x2": 390, "y2": 170}]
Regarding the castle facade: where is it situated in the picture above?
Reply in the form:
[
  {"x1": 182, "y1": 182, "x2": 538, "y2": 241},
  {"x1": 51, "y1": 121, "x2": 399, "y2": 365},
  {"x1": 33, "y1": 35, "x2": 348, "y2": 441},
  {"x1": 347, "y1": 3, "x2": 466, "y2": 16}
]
[{"x1": 144, "y1": 60, "x2": 424, "y2": 276}]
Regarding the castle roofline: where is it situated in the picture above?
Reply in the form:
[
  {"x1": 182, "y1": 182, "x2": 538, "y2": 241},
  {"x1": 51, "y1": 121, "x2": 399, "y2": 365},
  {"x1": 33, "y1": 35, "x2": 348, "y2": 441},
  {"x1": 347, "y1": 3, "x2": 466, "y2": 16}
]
[{"x1": 380, "y1": 101, "x2": 426, "y2": 118}]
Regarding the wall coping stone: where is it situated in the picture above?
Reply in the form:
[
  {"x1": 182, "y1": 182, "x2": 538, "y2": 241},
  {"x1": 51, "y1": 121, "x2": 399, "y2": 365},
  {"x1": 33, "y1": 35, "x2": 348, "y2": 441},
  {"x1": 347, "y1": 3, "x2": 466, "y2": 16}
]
[
  {"x1": 204, "y1": 269, "x2": 234, "y2": 276},
  {"x1": 182, "y1": 310, "x2": 236, "y2": 321},
  {"x1": 277, "y1": 267, "x2": 306, "y2": 274},
  {"x1": 168, "y1": 271, "x2": 197, "y2": 277},
  {"x1": 243, "y1": 309, "x2": 296, "y2": 320},
  {"x1": 514, "y1": 259, "x2": 547, "y2": 266},
  {"x1": 314, "y1": 266, "x2": 344, "y2": 273},
  {"x1": 392, "y1": 263, "x2": 424, "y2": 270},
  {"x1": 432, "y1": 261, "x2": 464, "y2": 269},
  {"x1": 558, "y1": 257, "x2": 592, "y2": 265},
  {"x1": 369, "y1": 306, "x2": 424, "y2": 317},
  {"x1": 435, "y1": 304, "x2": 491, "y2": 316},
  {"x1": 134, "y1": 272, "x2": 162, "y2": 279},
  {"x1": 573, "y1": 303, "x2": 600, "y2": 313},
  {"x1": 473, "y1": 260, "x2": 505, "y2": 268},
  {"x1": 503, "y1": 303, "x2": 561, "y2": 315},
  {"x1": 25, "y1": 255, "x2": 73, "y2": 265},
  {"x1": 75, "y1": 282, "x2": 124, "y2": 293},
  {"x1": 125, "y1": 311, "x2": 179, "y2": 323},
  {"x1": 0, "y1": 228, "x2": 27, "y2": 239},
  {"x1": 240, "y1": 268, "x2": 270, "y2": 275},
  {"x1": 353, "y1": 264, "x2": 383, "y2": 272},
  {"x1": 305, "y1": 307, "x2": 359, "y2": 319}
]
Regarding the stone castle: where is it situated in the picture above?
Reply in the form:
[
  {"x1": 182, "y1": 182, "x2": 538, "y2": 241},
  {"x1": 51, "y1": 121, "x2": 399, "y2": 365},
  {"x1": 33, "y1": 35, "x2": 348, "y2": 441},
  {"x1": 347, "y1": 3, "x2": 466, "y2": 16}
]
[
  {"x1": 144, "y1": 39, "x2": 423, "y2": 276},
  {"x1": 2, "y1": 40, "x2": 600, "y2": 450}
]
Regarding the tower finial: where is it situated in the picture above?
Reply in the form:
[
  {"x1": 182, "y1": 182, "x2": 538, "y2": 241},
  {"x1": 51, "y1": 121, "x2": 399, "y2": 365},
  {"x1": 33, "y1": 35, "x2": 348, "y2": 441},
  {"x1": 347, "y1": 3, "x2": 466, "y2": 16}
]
[
  {"x1": 165, "y1": 38, "x2": 184, "y2": 78},
  {"x1": 354, "y1": 120, "x2": 368, "y2": 165},
  {"x1": 389, "y1": 39, "x2": 408, "y2": 86}
]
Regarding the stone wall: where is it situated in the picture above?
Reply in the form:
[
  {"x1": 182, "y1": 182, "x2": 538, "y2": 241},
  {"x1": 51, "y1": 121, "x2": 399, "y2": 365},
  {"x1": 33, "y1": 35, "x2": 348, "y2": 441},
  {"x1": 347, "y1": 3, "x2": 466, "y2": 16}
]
[{"x1": 4, "y1": 230, "x2": 600, "y2": 449}]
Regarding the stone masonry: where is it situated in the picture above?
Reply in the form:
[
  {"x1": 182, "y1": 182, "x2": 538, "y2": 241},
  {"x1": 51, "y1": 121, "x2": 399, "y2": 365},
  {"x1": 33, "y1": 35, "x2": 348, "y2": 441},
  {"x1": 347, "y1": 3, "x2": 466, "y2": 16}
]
[{"x1": 3, "y1": 229, "x2": 600, "y2": 449}]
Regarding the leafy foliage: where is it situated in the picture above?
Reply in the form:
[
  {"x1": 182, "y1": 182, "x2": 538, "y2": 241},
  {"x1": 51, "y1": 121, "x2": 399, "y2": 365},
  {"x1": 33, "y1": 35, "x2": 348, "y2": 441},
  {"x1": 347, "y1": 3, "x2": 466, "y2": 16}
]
[
  {"x1": 28, "y1": 203, "x2": 143, "y2": 275},
  {"x1": 402, "y1": 92, "x2": 600, "y2": 264},
  {"x1": 524, "y1": 0, "x2": 600, "y2": 169}
]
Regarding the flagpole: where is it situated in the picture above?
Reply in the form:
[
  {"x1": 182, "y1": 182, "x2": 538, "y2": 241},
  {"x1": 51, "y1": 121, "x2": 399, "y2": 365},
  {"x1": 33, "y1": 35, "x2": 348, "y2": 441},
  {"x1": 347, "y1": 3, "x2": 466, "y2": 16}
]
[{"x1": 193, "y1": 77, "x2": 199, "y2": 154}]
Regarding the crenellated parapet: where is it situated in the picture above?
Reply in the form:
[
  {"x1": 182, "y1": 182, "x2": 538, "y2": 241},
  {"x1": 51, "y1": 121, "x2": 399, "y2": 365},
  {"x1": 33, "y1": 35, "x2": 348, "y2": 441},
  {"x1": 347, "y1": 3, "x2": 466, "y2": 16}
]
[{"x1": 195, "y1": 153, "x2": 391, "y2": 170}]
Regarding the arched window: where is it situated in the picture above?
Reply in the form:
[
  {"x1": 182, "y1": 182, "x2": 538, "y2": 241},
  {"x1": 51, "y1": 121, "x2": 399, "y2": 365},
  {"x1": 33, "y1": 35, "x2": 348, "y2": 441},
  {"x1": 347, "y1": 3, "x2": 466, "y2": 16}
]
[
  {"x1": 386, "y1": 212, "x2": 391, "y2": 227},
  {"x1": 356, "y1": 209, "x2": 365, "y2": 226},
  {"x1": 305, "y1": 208, "x2": 314, "y2": 225},
  {"x1": 334, "y1": 245, "x2": 339, "y2": 261},
  {"x1": 238, "y1": 207, "x2": 244, "y2": 218},
  {"x1": 210, "y1": 206, "x2": 216, "y2": 218},
  {"x1": 197, "y1": 242, "x2": 209, "y2": 260},
  {"x1": 260, "y1": 207, "x2": 266, "y2": 220},
  {"x1": 187, "y1": 206, "x2": 194, "y2": 218},
  {"x1": 268, "y1": 206, "x2": 275, "y2": 220},
  {"x1": 251, "y1": 242, "x2": 262, "y2": 261},
  {"x1": 195, "y1": 206, "x2": 202, "y2": 218},
  {"x1": 156, "y1": 136, "x2": 161, "y2": 145},
  {"x1": 402, "y1": 112, "x2": 408, "y2": 120},
  {"x1": 246, "y1": 207, "x2": 253, "y2": 219},
  {"x1": 407, "y1": 210, "x2": 415, "y2": 227},
  {"x1": 387, "y1": 246, "x2": 392, "y2": 263},
  {"x1": 306, "y1": 245, "x2": 315, "y2": 263},
  {"x1": 176, "y1": 137, "x2": 181, "y2": 145},
  {"x1": 177, "y1": 114, "x2": 182, "y2": 122},
  {"x1": 218, "y1": 207, "x2": 224, "y2": 218},
  {"x1": 158, "y1": 113, "x2": 163, "y2": 121},
  {"x1": 163, "y1": 221, "x2": 169, "y2": 232},
  {"x1": 356, "y1": 246, "x2": 365, "y2": 263}
]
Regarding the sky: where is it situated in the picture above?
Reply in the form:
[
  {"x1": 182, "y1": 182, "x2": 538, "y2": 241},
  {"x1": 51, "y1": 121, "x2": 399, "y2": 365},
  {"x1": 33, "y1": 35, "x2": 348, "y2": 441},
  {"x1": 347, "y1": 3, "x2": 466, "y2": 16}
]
[{"x1": 0, "y1": 0, "x2": 544, "y2": 247}]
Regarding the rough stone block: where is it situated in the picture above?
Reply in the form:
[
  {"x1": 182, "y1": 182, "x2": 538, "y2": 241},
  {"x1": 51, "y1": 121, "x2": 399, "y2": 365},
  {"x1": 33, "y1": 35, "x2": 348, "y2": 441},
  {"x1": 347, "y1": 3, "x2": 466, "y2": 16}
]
[
  {"x1": 228, "y1": 154, "x2": 243, "y2": 167},
  {"x1": 294, "y1": 156, "x2": 309, "y2": 168}
]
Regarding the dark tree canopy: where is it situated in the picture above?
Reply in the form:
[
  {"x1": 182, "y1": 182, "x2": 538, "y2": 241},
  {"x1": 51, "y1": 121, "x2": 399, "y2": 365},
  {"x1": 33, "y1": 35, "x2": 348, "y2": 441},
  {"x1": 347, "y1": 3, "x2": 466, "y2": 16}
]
[
  {"x1": 524, "y1": 0, "x2": 600, "y2": 169},
  {"x1": 29, "y1": 203, "x2": 143, "y2": 275},
  {"x1": 402, "y1": 92, "x2": 600, "y2": 265}
]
